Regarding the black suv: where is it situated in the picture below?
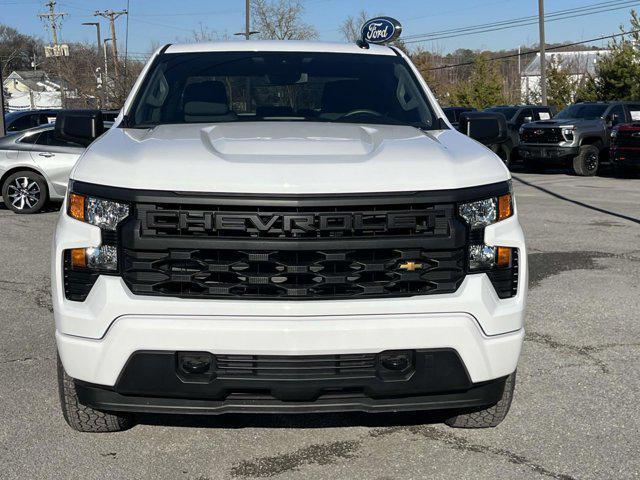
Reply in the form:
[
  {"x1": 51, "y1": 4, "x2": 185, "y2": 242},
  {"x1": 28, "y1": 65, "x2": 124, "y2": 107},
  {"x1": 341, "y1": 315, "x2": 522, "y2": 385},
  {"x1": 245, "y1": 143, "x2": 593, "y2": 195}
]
[
  {"x1": 519, "y1": 101, "x2": 640, "y2": 176},
  {"x1": 484, "y1": 105, "x2": 554, "y2": 167}
]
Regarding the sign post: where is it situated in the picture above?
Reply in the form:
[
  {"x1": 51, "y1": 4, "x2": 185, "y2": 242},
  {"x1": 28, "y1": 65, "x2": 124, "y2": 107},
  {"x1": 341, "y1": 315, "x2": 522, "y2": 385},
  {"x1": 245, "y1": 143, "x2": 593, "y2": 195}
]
[{"x1": 359, "y1": 17, "x2": 403, "y2": 47}]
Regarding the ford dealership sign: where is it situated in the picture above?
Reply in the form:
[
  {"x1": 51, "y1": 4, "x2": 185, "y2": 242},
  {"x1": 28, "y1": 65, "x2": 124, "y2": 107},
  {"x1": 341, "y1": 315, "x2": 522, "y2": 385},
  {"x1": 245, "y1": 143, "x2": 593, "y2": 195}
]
[{"x1": 361, "y1": 17, "x2": 402, "y2": 44}]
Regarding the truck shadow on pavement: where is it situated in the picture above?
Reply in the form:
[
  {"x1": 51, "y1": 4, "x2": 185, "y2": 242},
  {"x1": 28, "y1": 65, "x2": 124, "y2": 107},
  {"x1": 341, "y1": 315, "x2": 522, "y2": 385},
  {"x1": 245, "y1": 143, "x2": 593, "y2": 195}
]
[{"x1": 512, "y1": 175, "x2": 640, "y2": 224}]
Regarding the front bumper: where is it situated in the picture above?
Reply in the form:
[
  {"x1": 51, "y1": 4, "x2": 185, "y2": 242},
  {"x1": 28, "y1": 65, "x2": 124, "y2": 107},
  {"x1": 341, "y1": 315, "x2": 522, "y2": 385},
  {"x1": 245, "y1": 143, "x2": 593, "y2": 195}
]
[
  {"x1": 519, "y1": 144, "x2": 579, "y2": 161},
  {"x1": 53, "y1": 194, "x2": 527, "y2": 410},
  {"x1": 612, "y1": 149, "x2": 640, "y2": 167},
  {"x1": 74, "y1": 349, "x2": 510, "y2": 414}
]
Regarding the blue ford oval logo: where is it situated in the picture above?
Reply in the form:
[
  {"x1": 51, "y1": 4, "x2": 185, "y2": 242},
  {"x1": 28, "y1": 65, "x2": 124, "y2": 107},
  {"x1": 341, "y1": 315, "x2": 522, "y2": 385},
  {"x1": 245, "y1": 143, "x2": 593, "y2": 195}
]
[{"x1": 361, "y1": 17, "x2": 402, "y2": 44}]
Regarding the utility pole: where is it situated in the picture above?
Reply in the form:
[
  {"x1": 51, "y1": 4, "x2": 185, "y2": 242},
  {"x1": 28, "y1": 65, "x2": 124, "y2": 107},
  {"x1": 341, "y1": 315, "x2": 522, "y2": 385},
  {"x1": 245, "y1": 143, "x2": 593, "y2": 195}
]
[
  {"x1": 82, "y1": 22, "x2": 104, "y2": 108},
  {"x1": 94, "y1": 10, "x2": 127, "y2": 79},
  {"x1": 538, "y1": 0, "x2": 547, "y2": 106},
  {"x1": 245, "y1": 0, "x2": 250, "y2": 40},
  {"x1": 38, "y1": 1, "x2": 67, "y2": 108},
  {"x1": 234, "y1": 0, "x2": 259, "y2": 40},
  {"x1": 0, "y1": 68, "x2": 6, "y2": 137},
  {"x1": 39, "y1": 1, "x2": 66, "y2": 47},
  {"x1": 234, "y1": 0, "x2": 259, "y2": 110}
]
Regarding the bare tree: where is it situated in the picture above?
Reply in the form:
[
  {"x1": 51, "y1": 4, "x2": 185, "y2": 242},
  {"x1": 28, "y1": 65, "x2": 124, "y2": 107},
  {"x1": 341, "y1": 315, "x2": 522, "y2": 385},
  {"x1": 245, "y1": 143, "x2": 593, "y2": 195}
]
[
  {"x1": 251, "y1": 0, "x2": 317, "y2": 40},
  {"x1": 190, "y1": 23, "x2": 230, "y2": 43},
  {"x1": 340, "y1": 10, "x2": 369, "y2": 42},
  {"x1": 0, "y1": 24, "x2": 42, "y2": 79}
]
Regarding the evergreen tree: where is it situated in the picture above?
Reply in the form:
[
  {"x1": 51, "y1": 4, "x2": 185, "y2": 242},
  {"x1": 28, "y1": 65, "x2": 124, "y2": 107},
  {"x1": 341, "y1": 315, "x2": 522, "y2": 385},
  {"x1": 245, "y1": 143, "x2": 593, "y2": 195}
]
[
  {"x1": 580, "y1": 10, "x2": 640, "y2": 101},
  {"x1": 449, "y1": 54, "x2": 506, "y2": 109},
  {"x1": 546, "y1": 58, "x2": 578, "y2": 110}
]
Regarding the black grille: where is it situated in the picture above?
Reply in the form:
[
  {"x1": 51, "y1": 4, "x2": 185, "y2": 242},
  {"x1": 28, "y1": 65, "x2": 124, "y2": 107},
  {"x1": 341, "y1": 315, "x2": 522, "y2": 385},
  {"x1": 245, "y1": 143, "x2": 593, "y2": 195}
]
[
  {"x1": 137, "y1": 202, "x2": 453, "y2": 239},
  {"x1": 520, "y1": 127, "x2": 563, "y2": 144},
  {"x1": 214, "y1": 353, "x2": 377, "y2": 379},
  {"x1": 65, "y1": 180, "x2": 514, "y2": 302},
  {"x1": 613, "y1": 129, "x2": 640, "y2": 148},
  {"x1": 122, "y1": 247, "x2": 466, "y2": 299}
]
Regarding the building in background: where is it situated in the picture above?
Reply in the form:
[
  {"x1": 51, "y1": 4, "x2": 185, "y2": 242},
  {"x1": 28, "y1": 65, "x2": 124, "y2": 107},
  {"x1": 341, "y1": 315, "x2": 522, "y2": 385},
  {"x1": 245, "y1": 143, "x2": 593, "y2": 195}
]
[
  {"x1": 521, "y1": 50, "x2": 610, "y2": 102},
  {"x1": 3, "y1": 70, "x2": 63, "y2": 111}
]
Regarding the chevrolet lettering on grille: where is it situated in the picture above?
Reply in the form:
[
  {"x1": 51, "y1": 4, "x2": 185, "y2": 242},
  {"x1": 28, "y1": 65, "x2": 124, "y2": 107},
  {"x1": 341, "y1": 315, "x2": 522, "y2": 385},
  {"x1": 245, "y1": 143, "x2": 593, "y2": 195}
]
[{"x1": 143, "y1": 210, "x2": 440, "y2": 236}]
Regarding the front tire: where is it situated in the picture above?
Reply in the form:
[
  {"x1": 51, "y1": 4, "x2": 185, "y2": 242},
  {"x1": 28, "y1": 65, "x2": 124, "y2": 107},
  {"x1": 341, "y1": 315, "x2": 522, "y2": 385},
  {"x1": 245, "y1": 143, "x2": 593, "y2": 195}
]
[
  {"x1": 445, "y1": 372, "x2": 516, "y2": 428},
  {"x1": 572, "y1": 145, "x2": 600, "y2": 176},
  {"x1": 57, "y1": 355, "x2": 134, "y2": 433},
  {"x1": 1, "y1": 170, "x2": 48, "y2": 214}
]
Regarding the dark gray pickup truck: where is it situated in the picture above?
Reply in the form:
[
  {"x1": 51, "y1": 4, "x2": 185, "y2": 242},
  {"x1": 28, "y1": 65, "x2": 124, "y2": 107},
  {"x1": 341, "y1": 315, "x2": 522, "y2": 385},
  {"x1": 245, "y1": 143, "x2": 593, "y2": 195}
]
[{"x1": 519, "y1": 102, "x2": 640, "y2": 176}]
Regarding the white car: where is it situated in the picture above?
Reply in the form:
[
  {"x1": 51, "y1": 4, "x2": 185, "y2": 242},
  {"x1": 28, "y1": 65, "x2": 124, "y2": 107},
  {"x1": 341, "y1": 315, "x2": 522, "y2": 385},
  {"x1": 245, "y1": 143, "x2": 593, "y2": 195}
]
[
  {"x1": 52, "y1": 35, "x2": 527, "y2": 432},
  {"x1": 0, "y1": 124, "x2": 85, "y2": 213}
]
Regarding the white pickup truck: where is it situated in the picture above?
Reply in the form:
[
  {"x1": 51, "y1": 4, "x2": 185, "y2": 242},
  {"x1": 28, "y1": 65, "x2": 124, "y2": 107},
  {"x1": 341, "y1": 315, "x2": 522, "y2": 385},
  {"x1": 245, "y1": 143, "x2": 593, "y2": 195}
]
[{"x1": 52, "y1": 26, "x2": 526, "y2": 432}]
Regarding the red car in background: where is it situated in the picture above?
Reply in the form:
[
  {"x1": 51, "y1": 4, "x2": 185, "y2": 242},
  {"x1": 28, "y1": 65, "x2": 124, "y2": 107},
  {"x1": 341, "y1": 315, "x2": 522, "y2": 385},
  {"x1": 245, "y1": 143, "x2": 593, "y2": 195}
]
[{"x1": 610, "y1": 123, "x2": 640, "y2": 177}]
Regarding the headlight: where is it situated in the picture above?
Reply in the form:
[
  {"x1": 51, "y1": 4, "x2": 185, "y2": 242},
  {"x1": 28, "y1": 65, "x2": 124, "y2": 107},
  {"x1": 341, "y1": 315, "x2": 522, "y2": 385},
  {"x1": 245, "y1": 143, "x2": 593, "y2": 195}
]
[
  {"x1": 68, "y1": 192, "x2": 129, "y2": 231},
  {"x1": 561, "y1": 127, "x2": 574, "y2": 142},
  {"x1": 611, "y1": 129, "x2": 618, "y2": 138},
  {"x1": 459, "y1": 192, "x2": 515, "y2": 277},
  {"x1": 458, "y1": 193, "x2": 512, "y2": 228},
  {"x1": 468, "y1": 245, "x2": 513, "y2": 271},
  {"x1": 519, "y1": 126, "x2": 525, "y2": 135},
  {"x1": 70, "y1": 245, "x2": 118, "y2": 271}
]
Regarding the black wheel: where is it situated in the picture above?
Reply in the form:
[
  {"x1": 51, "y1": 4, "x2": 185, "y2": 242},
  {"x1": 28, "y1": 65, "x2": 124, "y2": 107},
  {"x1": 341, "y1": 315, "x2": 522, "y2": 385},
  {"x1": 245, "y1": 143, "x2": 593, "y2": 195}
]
[
  {"x1": 1, "y1": 170, "x2": 48, "y2": 214},
  {"x1": 57, "y1": 354, "x2": 134, "y2": 433},
  {"x1": 445, "y1": 372, "x2": 516, "y2": 428},
  {"x1": 572, "y1": 145, "x2": 600, "y2": 176}
]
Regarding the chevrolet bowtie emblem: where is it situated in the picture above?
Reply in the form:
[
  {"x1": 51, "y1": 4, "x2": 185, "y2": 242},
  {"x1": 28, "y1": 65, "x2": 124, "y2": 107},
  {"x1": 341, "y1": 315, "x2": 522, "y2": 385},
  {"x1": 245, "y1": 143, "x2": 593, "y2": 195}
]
[{"x1": 399, "y1": 261, "x2": 424, "y2": 271}]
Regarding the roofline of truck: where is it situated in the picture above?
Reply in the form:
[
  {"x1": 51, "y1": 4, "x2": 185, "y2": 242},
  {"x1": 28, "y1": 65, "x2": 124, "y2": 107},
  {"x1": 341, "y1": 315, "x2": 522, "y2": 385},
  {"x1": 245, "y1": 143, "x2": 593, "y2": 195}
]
[{"x1": 164, "y1": 40, "x2": 395, "y2": 56}]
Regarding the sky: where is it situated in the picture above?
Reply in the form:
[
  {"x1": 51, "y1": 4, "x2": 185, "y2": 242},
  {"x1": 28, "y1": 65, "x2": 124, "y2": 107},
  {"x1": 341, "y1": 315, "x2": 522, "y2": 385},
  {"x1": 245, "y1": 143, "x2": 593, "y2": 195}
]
[{"x1": 1, "y1": 0, "x2": 638, "y2": 59}]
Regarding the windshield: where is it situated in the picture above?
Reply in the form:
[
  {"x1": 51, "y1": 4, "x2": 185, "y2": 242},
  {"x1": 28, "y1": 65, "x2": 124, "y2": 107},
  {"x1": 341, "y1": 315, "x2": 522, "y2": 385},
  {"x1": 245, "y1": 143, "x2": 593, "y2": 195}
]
[
  {"x1": 485, "y1": 107, "x2": 518, "y2": 120},
  {"x1": 556, "y1": 104, "x2": 608, "y2": 120},
  {"x1": 129, "y1": 51, "x2": 436, "y2": 129}
]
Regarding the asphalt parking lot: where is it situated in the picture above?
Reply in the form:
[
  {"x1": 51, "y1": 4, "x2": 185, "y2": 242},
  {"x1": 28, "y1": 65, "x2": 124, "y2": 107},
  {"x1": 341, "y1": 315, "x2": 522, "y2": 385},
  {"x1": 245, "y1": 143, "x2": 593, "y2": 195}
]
[{"x1": 0, "y1": 171, "x2": 638, "y2": 480}]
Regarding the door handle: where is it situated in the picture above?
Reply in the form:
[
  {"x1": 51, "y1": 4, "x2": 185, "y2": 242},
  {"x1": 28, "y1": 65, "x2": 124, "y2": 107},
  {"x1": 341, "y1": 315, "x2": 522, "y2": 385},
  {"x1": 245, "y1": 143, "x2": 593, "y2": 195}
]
[{"x1": 38, "y1": 152, "x2": 55, "y2": 157}]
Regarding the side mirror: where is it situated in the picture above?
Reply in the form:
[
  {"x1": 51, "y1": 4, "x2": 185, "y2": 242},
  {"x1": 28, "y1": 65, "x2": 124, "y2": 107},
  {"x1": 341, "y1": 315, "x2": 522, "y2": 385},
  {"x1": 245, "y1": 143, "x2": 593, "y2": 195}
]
[
  {"x1": 458, "y1": 112, "x2": 508, "y2": 145},
  {"x1": 54, "y1": 110, "x2": 105, "y2": 147}
]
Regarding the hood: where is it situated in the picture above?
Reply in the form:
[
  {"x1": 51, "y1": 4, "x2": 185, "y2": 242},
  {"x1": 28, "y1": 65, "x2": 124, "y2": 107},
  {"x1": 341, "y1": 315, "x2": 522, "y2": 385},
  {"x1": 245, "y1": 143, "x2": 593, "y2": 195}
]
[
  {"x1": 72, "y1": 122, "x2": 509, "y2": 194},
  {"x1": 526, "y1": 118, "x2": 602, "y2": 128}
]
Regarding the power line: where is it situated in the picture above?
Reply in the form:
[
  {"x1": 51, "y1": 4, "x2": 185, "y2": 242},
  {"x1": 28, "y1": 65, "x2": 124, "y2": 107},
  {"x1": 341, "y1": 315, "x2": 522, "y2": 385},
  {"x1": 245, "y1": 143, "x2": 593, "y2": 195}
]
[
  {"x1": 427, "y1": 29, "x2": 640, "y2": 71},
  {"x1": 404, "y1": 0, "x2": 636, "y2": 39},
  {"x1": 404, "y1": 0, "x2": 640, "y2": 43}
]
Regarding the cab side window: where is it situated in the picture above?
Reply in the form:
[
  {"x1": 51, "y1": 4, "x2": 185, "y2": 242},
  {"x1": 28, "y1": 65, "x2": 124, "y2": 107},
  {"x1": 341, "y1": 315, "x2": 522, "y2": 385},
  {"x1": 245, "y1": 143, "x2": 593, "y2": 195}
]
[
  {"x1": 18, "y1": 132, "x2": 41, "y2": 144},
  {"x1": 516, "y1": 108, "x2": 533, "y2": 126},
  {"x1": 608, "y1": 105, "x2": 625, "y2": 125},
  {"x1": 7, "y1": 114, "x2": 35, "y2": 132},
  {"x1": 38, "y1": 113, "x2": 57, "y2": 125},
  {"x1": 534, "y1": 108, "x2": 552, "y2": 120},
  {"x1": 33, "y1": 130, "x2": 84, "y2": 149},
  {"x1": 627, "y1": 104, "x2": 640, "y2": 122}
]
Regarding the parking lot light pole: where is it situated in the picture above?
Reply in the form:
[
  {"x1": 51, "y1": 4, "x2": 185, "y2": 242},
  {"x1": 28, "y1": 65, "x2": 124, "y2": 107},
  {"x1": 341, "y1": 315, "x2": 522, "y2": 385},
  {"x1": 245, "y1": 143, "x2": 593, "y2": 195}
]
[{"x1": 82, "y1": 22, "x2": 104, "y2": 108}]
